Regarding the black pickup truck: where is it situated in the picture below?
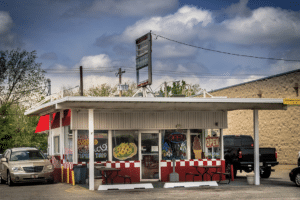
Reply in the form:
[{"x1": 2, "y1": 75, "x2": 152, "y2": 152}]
[{"x1": 224, "y1": 135, "x2": 279, "y2": 178}]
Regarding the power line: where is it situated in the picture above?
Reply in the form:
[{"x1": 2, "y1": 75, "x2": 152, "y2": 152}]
[
  {"x1": 43, "y1": 67, "x2": 269, "y2": 76},
  {"x1": 151, "y1": 33, "x2": 300, "y2": 62},
  {"x1": 42, "y1": 68, "x2": 267, "y2": 79}
]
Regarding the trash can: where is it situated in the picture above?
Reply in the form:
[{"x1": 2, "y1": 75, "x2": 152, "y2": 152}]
[
  {"x1": 73, "y1": 165, "x2": 87, "y2": 184},
  {"x1": 247, "y1": 173, "x2": 255, "y2": 185}
]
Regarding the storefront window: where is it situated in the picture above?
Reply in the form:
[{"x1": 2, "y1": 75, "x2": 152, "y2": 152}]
[
  {"x1": 112, "y1": 130, "x2": 138, "y2": 161},
  {"x1": 77, "y1": 130, "x2": 108, "y2": 163},
  {"x1": 64, "y1": 126, "x2": 73, "y2": 162},
  {"x1": 162, "y1": 130, "x2": 187, "y2": 160},
  {"x1": 54, "y1": 136, "x2": 60, "y2": 154},
  {"x1": 190, "y1": 129, "x2": 204, "y2": 159},
  {"x1": 205, "y1": 129, "x2": 220, "y2": 159}
]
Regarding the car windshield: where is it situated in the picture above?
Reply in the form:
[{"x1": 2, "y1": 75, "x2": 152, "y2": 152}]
[{"x1": 10, "y1": 150, "x2": 45, "y2": 161}]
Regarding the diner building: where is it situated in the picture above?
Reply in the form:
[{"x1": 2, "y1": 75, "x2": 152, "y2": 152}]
[{"x1": 25, "y1": 96, "x2": 286, "y2": 190}]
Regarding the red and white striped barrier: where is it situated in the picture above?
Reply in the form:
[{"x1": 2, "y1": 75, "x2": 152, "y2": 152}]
[{"x1": 160, "y1": 159, "x2": 225, "y2": 182}]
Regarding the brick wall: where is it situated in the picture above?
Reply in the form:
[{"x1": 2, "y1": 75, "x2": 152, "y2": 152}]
[{"x1": 209, "y1": 70, "x2": 300, "y2": 164}]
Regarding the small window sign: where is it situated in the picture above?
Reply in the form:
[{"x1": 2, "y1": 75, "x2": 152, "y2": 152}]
[{"x1": 206, "y1": 137, "x2": 220, "y2": 148}]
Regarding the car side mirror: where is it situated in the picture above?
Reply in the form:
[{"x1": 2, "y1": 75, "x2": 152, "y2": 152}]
[{"x1": 1, "y1": 157, "x2": 7, "y2": 162}]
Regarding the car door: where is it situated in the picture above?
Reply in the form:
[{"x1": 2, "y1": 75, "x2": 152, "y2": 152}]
[
  {"x1": 0, "y1": 150, "x2": 7, "y2": 177},
  {"x1": 1, "y1": 150, "x2": 10, "y2": 181}
]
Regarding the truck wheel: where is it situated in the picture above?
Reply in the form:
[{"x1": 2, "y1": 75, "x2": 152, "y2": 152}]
[
  {"x1": 260, "y1": 168, "x2": 271, "y2": 178},
  {"x1": 295, "y1": 173, "x2": 300, "y2": 187}
]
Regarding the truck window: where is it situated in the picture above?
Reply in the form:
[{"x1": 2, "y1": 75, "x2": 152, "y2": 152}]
[
  {"x1": 224, "y1": 137, "x2": 234, "y2": 146},
  {"x1": 224, "y1": 137, "x2": 241, "y2": 147},
  {"x1": 241, "y1": 136, "x2": 253, "y2": 147},
  {"x1": 234, "y1": 138, "x2": 242, "y2": 146}
]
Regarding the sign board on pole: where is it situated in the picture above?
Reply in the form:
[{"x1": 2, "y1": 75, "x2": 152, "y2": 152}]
[
  {"x1": 283, "y1": 98, "x2": 300, "y2": 105},
  {"x1": 136, "y1": 32, "x2": 152, "y2": 88}
]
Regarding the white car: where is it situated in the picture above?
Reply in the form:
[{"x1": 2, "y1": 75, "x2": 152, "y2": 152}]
[{"x1": 0, "y1": 147, "x2": 54, "y2": 186}]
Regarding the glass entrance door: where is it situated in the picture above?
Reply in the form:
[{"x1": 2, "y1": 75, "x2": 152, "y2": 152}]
[{"x1": 141, "y1": 133, "x2": 159, "y2": 180}]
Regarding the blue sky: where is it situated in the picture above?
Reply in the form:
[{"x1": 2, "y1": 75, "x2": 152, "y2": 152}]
[{"x1": 1, "y1": 0, "x2": 300, "y2": 94}]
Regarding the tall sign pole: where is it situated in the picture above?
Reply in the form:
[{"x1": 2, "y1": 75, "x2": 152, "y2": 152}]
[{"x1": 136, "y1": 32, "x2": 152, "y2": 88}]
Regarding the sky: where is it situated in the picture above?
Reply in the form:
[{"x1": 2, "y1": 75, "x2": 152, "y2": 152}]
[{"x1": 1, "y1": 0, "x2": 300, "y2": 95}]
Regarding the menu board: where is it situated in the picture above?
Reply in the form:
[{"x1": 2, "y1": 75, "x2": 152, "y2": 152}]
[{"x1": 77, "y1": 131, "x2": 108, "y2": 162}]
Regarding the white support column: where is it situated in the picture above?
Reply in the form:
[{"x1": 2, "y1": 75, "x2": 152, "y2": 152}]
[
  {"x1": 88, "y1": 109, "x2": 94, "y2": 190},
  {"x1": 49, "y1": 114, "x2": 53, "y2": 155},
  {"x1": 158, "y1": 131, "x2": 162, "y2": 181},
  {"x1": 220, "y1": 129, "x2": 224, "y2": 160},
  {"x1": 108, "y1": 130, "x2": 112, "y2": 161},
  {"x1": 203, "y1": 129, "x2": 208, "y2": 157},
  {"x1": 74, "y1": 130, "x2": 78, "y2": 164},
  {"x1": 254, "y1": 109, "x2": 260, "y2": 185},
  {"x1": 187, "y1": 129, "x2": 191, "y2": 160},
  {"x1": 60, "y1": 110, "x2": 64, "y2": 162}
]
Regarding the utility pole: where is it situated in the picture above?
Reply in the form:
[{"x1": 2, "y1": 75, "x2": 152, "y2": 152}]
[
  {"x1": 47, "y1": 78, "x2": 52, "y2": 101},
  {"x1": 116, "y1": 68, "x2": 125, "y2": 97},
  {"x1": 80, "y1": 66, "x2": 83, "y2": 96},
  {"x1": 47, "y1": 79, "x2": 51, "y2": 96},
  {"x1": 164, "y1": 82, "x2": 167, "y2": 97}
]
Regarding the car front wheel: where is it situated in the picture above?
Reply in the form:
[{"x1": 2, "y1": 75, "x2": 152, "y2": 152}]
[
  {"x1": 7, "y1": 172, "x2": 13, "y2": 187},
  {"x1": 295, "y1": 173, "x2": 300, "y2": 187},
  {"x1": 0, "y1": 175, "x2": 5, "y2": 184}
]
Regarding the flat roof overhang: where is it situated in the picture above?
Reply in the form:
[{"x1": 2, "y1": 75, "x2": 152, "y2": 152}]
[{"x1": 25, "y1": 96, "x2": 287, "y2": 116}]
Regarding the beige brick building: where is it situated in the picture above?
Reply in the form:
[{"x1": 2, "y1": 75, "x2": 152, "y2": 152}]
[{"x1": 208, "y1": 69, "x2": 300, "y2": 165}]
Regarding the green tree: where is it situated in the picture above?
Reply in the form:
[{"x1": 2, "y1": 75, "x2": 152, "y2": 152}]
[
  {"x1": 0, "y1": 49, "x2": 47, "y2": 153},
  {"x1": 0, "y1": 104, "x2": 47, "y2": 153},
  {"x1": 0, "y1": 49, "x2": 47, "y2": 106},
  {"x1": 0, "y1": 104, "x2": 14, "y2": 152},
  {"x1": 159, "y1": 80, "x2": 200, "y2": 97},
  {"x1": 86, "y1": 83, "x2": 117, "y2": 97},
  {"x1": 85, "y1": 82, "x2": 137, "y2": 97}
]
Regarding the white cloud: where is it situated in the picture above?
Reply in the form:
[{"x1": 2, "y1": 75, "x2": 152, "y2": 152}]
[
  {"x1": 217, "y1": 7, "x2": 300, "y2": 45},
  {"x1": 0, "y1": 11, "x2": 13, "y2": 34},
  {"x1": 52, "y1": 63, "x2": 68, "y2": 70},
  {"x1": 223, "y1": 0, "x2": 251, "y2": 18},
  {"x1": 268, "y1": 61, "x2": 300, "y2": 75},
  {"x1": 89, "y1": 0, "x2": 178, "y2": 16},
  {"x1": 119, "y1": 3, "x2": 300, "y2": 48},
  {"x1": 63, "y1": 0, "x2": 178, "y2": 18},
  {"x1": 121, "y1": 5, "x2": 213, "y2": 42},
  {"x1": 78, "y1": 54, "x2": 112, "y2": 68},
  {"x1": 0, "y1": 11, "x2": 20, "y2": 48},
  {"x1": 115, "y1": 5, "x2": 213, "y2": 58},
  {"x1": 154, "y1": 44, "x2": 197, "y2": 58}
]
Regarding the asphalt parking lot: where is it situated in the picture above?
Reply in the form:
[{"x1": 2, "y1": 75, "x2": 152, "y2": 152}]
[{"x1": 1, "y1": 165, "x2": 300, "y2": 200}]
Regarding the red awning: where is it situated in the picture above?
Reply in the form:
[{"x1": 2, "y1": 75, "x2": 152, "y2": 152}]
[
  {"x1": 35, "y1": 115, "x2": 50, "y2": 133},
  {"x1": 35, "y1": 110, "x2": 71, "y2": 133}
]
